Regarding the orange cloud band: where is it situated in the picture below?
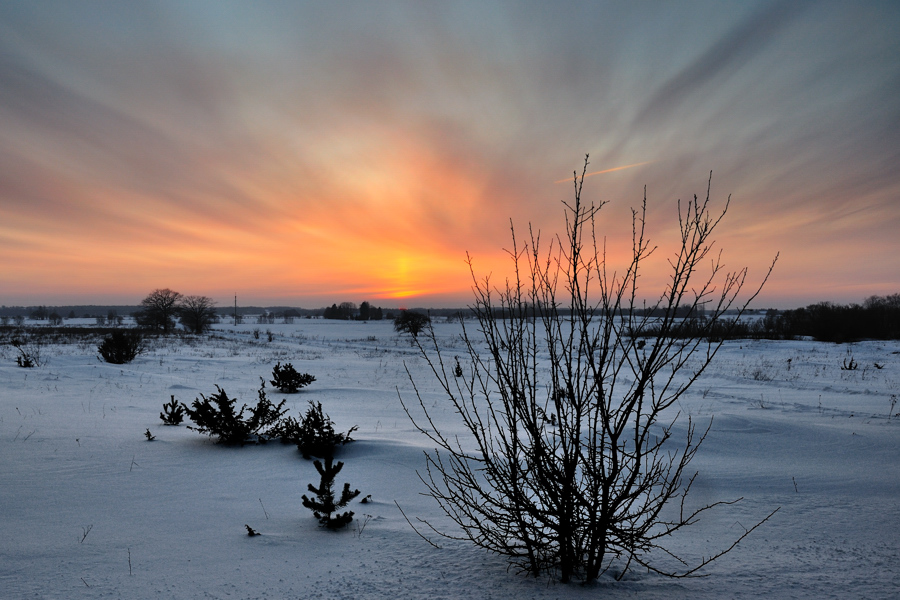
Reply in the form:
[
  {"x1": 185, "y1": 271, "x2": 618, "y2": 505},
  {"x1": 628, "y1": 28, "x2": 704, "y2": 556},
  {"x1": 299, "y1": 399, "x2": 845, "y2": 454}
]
[{"x1": 554, "y1": 161, "x2": 653, "y2": 184}]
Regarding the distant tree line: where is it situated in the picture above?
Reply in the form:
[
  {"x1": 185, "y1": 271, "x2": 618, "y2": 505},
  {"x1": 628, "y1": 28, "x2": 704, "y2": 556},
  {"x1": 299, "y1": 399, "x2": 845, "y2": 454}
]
[
  {"x1": 0, "y1": 305, "x2": 143, "y2": 320},
  {"x1": 758, "y1": 294, "x2": 900, "y2": 342},
  {"x1": 638, "y1": 294, "x2": 900, "y2": 343},
  {"x1": 322, "y1": 301, "x2": 384, "y2": 321}
]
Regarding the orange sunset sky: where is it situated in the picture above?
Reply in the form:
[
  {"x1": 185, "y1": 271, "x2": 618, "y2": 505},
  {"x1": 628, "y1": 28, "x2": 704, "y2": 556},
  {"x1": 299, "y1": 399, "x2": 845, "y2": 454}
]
[{"x1": 1, "y1": 1, "x2": 898, "y2": 309}]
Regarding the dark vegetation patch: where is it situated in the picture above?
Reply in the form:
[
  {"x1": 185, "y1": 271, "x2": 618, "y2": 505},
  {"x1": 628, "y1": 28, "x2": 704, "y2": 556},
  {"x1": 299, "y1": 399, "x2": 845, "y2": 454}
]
[{"x1": 634, "y1": 294, "x2": 900, "y2": 343}]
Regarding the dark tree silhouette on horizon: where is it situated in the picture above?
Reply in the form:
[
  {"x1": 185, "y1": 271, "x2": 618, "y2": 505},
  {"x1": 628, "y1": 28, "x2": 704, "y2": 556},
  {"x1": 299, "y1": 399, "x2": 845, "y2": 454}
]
[
  {"x1": 135, "y1": 288, "x2": 182, "y2": 333},
  {"x1": 393, "y1": 310, "x2": 430, "y2": 338},
  {"x1": 179, "y1": 295, "x2": 218, "y2": 334}
]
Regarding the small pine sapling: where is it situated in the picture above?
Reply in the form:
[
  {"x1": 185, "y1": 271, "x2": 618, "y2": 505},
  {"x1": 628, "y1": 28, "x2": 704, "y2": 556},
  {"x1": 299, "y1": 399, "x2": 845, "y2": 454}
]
[
  {"x1": 144, "y1": 428, "x2": 155, "y2": 441},
  {"x1": 453, "y1": 356, "x2": 463, "y2": 378},
  {"x1": 270, "y1": 362, "x2": 316, "y2": 393},
  {"x1": 302, "y1": 456, "x2": 361, "y2": 529},
  {"x1": 160, "y1": 395, "x2": 185, "y2": 425}
]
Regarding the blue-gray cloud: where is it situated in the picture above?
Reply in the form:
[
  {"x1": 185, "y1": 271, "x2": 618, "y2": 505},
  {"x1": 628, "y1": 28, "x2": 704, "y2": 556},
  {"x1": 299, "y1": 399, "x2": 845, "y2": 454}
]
[{"x1": 632, "y1": 0, "x2": 812, "y2": 128}]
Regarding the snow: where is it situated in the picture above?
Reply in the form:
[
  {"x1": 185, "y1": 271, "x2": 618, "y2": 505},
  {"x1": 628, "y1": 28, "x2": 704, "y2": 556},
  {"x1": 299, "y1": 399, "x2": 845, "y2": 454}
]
[{"x1": 2, "y1": 320, "x2": 899, "y2": 598}]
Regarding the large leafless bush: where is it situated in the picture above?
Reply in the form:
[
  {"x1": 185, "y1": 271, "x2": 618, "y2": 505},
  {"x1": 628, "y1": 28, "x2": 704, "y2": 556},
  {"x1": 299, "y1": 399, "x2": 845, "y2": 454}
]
[{"x1": 402, "y1": 157, "x2": 778, "y2": 582}]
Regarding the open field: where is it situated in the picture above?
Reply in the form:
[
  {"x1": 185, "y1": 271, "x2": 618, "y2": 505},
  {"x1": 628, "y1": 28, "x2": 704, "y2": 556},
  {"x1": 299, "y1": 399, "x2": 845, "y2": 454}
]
[{"x1": 2, "y1": 319, "x2": 899, "y2": 599}]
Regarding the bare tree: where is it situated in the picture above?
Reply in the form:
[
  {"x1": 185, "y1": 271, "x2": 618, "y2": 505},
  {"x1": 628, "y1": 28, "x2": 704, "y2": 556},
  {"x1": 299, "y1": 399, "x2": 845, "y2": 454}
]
[
  {"x1": 179, "y1": 295, "x2": 218, "y2": 334},
  {"x1": 401, "y1": 157, "x2": 778, "y2": 583},
  {"x1": 135, "y1": 288, "x2": 182, "y2": 334},
  {"x1": 394, "y1": 310, "x2": 431, "y2": 338}
]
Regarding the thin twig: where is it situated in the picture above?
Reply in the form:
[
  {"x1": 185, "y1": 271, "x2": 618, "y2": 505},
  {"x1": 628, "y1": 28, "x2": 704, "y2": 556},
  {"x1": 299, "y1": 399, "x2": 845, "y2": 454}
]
[
  {"x1": 79, "y1": 524, "x2": 93, "y2": 543},
  {"x1": 394, "y1": 501, "x2": 441, "y2": 549}
]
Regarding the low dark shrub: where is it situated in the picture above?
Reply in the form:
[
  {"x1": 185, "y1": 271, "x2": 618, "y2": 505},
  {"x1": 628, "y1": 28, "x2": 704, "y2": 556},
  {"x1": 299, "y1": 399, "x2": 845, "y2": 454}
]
[
  {"x1": 98, "y1": 331, "x2": 144, "y2": 364},
  {"x1": 271, "y1": 362, "x2": 316, "y2": 393},
  {"x1": 840, "y1": 356, "x2": 858, "y2": 371},
  {"x1": 184, "y1": 380, "x2": 287, "y2": 445},
  {"x1": 11, "y1": 337, "x2": 42, "y2": 367},
  {"x1": 280, "y1": 400, "x2": 357, "y2": 458}
]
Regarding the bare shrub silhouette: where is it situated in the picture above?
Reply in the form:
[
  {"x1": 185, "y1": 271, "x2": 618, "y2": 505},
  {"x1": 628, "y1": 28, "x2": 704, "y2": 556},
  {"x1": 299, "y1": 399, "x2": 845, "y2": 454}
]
[
  {"x1": 402, "y1": 157, "x2": 778, "y2": 582},
  {"x1": 11, "y1": 336, "x2": 43, "y2": 367}
]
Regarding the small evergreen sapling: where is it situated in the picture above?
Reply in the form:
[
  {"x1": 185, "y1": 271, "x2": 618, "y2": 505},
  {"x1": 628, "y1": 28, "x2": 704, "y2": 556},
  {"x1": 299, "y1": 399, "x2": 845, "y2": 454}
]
[
  {"x1": 160, "y1": 395, "x2": 185, "y2": 425},
  {"x1": 302, "y1": 456, "x2": 361, "y2": 529},
  {"x1": 270, "y1": 362, "x2": 316, "y2": 393}
]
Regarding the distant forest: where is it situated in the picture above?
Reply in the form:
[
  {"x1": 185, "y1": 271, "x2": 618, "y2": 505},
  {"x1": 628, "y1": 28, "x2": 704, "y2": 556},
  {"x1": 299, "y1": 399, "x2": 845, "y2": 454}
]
[
  {"x1": 633, "y1": 294, "x2": 900, "y2": 343},
  {"x1": 0, "y1": 303, "x2": 457, "y2": 321},
  {"x1": 3, "y1": 295, "x2": 899, "y2": 342}
]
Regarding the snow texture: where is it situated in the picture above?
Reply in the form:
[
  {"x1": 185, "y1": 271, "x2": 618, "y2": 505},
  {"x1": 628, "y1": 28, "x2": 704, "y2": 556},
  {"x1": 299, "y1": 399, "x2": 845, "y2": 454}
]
[{"x1": 1, "y1": 319, "x2": 898, "y2": 598}]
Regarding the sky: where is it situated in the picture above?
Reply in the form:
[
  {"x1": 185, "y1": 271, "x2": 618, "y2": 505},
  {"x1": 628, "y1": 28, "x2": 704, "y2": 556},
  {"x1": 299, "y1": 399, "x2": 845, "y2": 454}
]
[{"x1": 1, "y1": 1, "x2": 898, "y2": 309}]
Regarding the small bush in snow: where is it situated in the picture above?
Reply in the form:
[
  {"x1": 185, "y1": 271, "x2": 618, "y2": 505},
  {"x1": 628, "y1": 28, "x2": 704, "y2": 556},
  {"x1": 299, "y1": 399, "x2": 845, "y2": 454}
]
[
  {"x1": 184, "y1": 380, "x2": 287, "y2": 445},
  {"x1": 11, "y1": 336, "x2": 43, "y2": 368},
  {"x1": 840, "y1": 355, "x2": 858, "y2": 371},
  {"x1": 302, "y1": 456, "x2": 360, "y2": 529},
  {"x1": 159, "y1": 395, "x2": 185, "y2": 425},
  {"x1": 270, "y1": 362, "x2": 315, "y2": 393},
  {"x1": 274, "y1": 400, "x2": 356, "y2": 459},
  {"x1": 98, "y1": 331, "x2": 144, "y2": 364}
]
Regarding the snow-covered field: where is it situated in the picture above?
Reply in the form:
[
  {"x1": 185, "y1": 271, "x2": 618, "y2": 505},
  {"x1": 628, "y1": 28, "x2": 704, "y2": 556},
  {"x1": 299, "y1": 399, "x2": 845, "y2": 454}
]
[{"x1": 2, "y1": 319, "x2": 899, "y2": 599}]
